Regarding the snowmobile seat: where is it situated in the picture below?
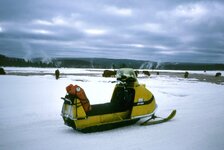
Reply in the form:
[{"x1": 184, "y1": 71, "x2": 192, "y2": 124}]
[
  {"x1": 87, "y1": 103, "x2": 116, "y2": 116},
  {"x1": 87, "y1": 87, "x2": 135, "y2": 116}
]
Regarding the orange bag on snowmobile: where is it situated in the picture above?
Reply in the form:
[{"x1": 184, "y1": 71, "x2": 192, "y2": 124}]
[{"x1": 66, "y1": 84, "x2": 91, "y2": 112}]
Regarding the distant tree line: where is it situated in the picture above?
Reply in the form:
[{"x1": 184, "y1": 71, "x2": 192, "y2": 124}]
[
  {"x1": 0, "y1": 54, "x2": 224, "y2": 70},
  {"x1": 0, "y1": 54, "x2": 55, "y2": 68}
]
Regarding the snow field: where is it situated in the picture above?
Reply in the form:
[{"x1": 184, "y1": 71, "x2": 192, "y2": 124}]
[{"x1": 0, "y1": 69, "x2": 224, "y2": 150}]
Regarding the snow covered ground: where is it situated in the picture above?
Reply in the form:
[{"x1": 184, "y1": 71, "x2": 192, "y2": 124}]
[
  {"x1": 4, "y1": 67, "x2": 224, "y2": 76},
  {"x1": 0, "y1": 68, "x2": 224, "y2": 150}
]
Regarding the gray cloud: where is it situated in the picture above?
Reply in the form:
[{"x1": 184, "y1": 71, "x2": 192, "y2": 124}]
[{"x1": 0, "y1": 0, "x2": 224, "y2": 63}]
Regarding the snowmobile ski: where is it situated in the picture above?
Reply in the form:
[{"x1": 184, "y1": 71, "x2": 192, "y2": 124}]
[{"x1": 140, "y1": 110, "x2": 176, "y2": 126}]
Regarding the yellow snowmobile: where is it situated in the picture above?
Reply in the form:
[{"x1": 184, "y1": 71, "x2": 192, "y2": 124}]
[{"x1": 61, "y1": 68, "x2": 176, "y2": 132}]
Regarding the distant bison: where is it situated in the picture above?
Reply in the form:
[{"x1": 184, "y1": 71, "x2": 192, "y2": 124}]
[
  {"x1": 143, "y1": 71, "x2": 150, "y2": 76},
  {"x1": 215, "y1": 72, "x2": 221, "y2": 77},
  {"x1": 0, "y1": 67, "x2": 6, "y2": 75},
  {"x1": 134, "y1": 70, "x2": 139, "y2": 77},
  {"x1": 55, "y1": 69, "x2": 60, "y2": 79},
  {"x1": 102, "y1": 70, "x2": 117, "y2": 77},
  {"x1": 184, "y1": 71, "x2": 189, "y2": 78}
]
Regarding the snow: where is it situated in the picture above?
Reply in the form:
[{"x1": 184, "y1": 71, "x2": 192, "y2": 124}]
[
  {"x1": 0, "y1": 68, "x2": 224, "y2": 150},
  {"x1": 4, "y1": 67, "x2": 224, "y2": 76},
  {"x1": 4, "y1": 67, "x2": 105, "y2": 75}
]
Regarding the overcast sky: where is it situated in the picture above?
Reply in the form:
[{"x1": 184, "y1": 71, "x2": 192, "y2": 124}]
[{"x1": 0, "y1": 0, "x2": 224, "y2": 63}]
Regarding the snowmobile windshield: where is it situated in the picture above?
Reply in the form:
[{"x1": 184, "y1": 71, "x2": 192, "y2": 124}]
[{"x1": 116, "y1": 68, "x2": 137, "y2": 82}]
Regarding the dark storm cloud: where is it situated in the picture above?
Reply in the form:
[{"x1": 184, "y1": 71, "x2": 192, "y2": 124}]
[{"x1": 0, "y1": 0, "x2": 224, "y2": 63}]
